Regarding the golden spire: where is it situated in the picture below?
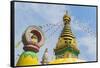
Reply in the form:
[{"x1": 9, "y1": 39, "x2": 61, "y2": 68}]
[
  {"x1": 54, "y1": 11, "x2": 80, "y2": 59},
  {"x1": 63, "y1": 11, "x2": 71, "y2": 25}
]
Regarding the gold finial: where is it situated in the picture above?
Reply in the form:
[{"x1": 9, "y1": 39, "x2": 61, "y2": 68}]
[
  {"x1": 63, "y1": 11, "x2": 71, "y2": 24},
  {"x1": 66, "y1": 10, "x2": 68, "y2": 15}
]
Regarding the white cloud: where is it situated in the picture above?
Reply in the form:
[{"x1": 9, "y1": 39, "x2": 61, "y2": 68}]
[
  {"x1": 30, "y1": 3, "x2": 69, "y2": 24},
  {"x1": 71, "y1": 16, "x2": 96, "y2": 60},
  {"x1": 16, "y1": 2, "x2": 68, "y2": 24},
  {"x1": 78, "y1": 35, "x2": 96, "y2": 54}
]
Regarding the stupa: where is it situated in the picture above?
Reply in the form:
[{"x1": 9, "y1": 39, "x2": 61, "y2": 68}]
[{"x1": 49, "y1": 11, "x2": 80, "y2": 64}]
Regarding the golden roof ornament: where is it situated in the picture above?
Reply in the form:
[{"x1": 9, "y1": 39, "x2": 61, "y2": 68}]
[
  {"x1": 54, "y1": 11, "x2": 80, "y2": 59},
  {"x1": 63, "y1": 11, "x2": 71, "y2": 25}
]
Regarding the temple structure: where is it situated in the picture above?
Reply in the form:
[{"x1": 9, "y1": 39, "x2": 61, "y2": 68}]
[
  {"x1": 54, "y1": 11, "x2": 80, "y2": 59},
  {"x1": 16, "y1": 11, "x2": 81, "y2": 66}
]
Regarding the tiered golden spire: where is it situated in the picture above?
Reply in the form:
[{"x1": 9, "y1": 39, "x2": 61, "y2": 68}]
[
  {"x1": 61, "y1": 11, "x2": 75, "y2": 39},
  {"x1": 54, "y1": 11, "x2": 80, "y2": 59}
]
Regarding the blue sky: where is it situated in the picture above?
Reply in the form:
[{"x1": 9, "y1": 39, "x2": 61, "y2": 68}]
[{"x1": 14, "y1": 2, "x2": 97, "y2": 65}]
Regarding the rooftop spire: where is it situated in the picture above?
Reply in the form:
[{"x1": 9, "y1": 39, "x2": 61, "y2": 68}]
[
  {"x1": 41, "y1": 48, "x2": 49, "y2": 65},
  {"x1": 63, "y1": 11, "x2": 71, "y2": 25},
  {"x1": 54, "y1": 11, "x2": 80, "y2": 59}
]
